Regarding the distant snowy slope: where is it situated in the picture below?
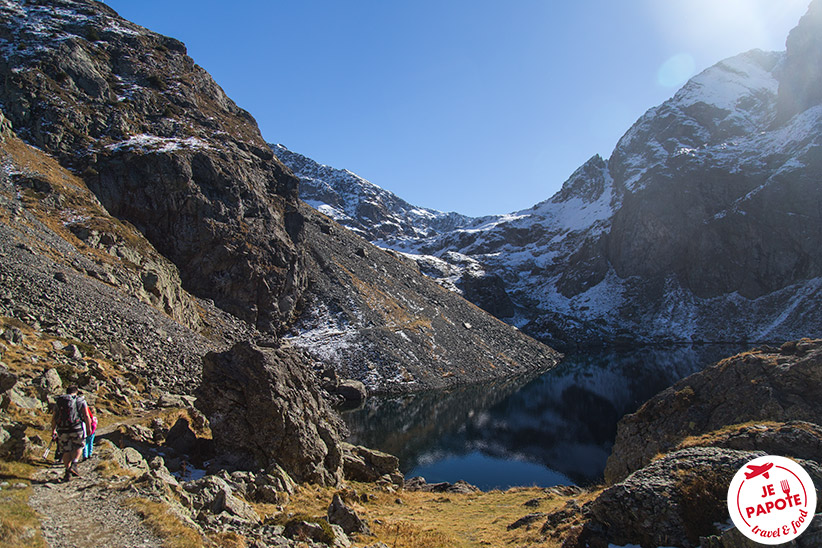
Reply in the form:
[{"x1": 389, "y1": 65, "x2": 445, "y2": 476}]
[
  {"x1": 272, "y1": 144, "x2": 474, "y2": 245},
  {"x1": 275, "y1": 2, "x2": 822, "y2": 350}
]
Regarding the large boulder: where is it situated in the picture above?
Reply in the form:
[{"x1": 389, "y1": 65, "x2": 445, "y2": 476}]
[
  {"x1": 196, "y1": 342, "x2": 344, "y2": 486},
  {"x1": 585, "y1": 448, "x2": 766, "y2": 548},
  {"x1": 605, "y1": 340, "x2": 822, "y2": 483},
  {"x1": 0, "y1": 420, "x2": 29, "y2": 460},
  {"x1": 36, "y1": 368, "x2": 63, "y2": 398}
]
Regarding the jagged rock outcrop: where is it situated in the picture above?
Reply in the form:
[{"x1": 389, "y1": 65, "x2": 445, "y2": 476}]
[
  {"x1": 605, "y1": 339, "x2": 822, "y2": 484},
  {"x1": 327, "y1": 494, "x2": 371, "y2": 535},
  {"x1": 0, "y1": 0, "x2": 305, "y2": 333},
  {"x1": 286, "y1": 204, "x2": 562, "y2": 394},
  {"x1": 196, "y1": 341, "x2": 345, "y2": 486}
]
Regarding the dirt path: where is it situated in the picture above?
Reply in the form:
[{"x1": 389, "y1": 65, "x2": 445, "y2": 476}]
[{"x1": 28, "y1": 452, "x2": 164, "y2": 548}]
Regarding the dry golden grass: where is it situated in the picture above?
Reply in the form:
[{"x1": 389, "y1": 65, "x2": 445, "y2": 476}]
[
  {"x1": 335, "y1": 263, "x2": 433, "y2": 335},
  {"x1": 275, "y1": 483, "x2": 596, "y2": 548},
  {"x1": 0, "y1": 461, "x2": 47, "y2": 548},
  {"x1": 124, "y1": 497, "x2": 207, "y2": 548},
  {"x1": 208, "y1": 531, "x2": 247, "y2": 548},
  {"x1": 676, "y1": 420, "x2": 783, "y2": 450}
]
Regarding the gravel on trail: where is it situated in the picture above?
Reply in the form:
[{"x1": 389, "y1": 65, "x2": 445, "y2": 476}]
[{"x1": 29, "y1": 455, "x2": 164, "y2": 548}]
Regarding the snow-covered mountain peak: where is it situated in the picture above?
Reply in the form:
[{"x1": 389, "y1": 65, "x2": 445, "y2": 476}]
[
  {"x1": 673, "y1": 49, "x2": 781, "y2": 115},
  {"x1": 611, "y1": 49, "x2": 784, "y2": 194},
  {"x1": 272, "y1": 144, "x2": 475, "y2": 246}
]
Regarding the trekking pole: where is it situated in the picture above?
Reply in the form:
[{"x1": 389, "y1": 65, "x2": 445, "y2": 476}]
[{"x1": 43, "y1": 434, "x2": 55, "y2": 460}]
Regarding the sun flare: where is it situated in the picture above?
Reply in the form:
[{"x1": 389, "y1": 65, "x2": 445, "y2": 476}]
[{"x1": 647, "y1": 0, "x2": 810, "y2": 87}]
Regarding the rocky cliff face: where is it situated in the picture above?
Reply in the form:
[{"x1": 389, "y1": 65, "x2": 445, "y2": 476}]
[
  {"x1": 0, "y1": 112, "x2": 258, "y2": 393},
  {"x1": 604, "y1": 338, "x2": 822, "y2": 484},
  {"x1": 275, "y1": 0, "x2": 822, "y2": 350},
  {"x1": 0, "y1": 0, "x2": 305, "y2": 333},
  {"x1": 778, "y1": 0, "x2": 822, "y2": 122}
]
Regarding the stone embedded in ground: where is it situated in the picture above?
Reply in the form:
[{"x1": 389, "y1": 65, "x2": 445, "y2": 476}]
[
  {"x1": 507, "y1": 512, "x2": 548, "y2": 531},
  {"x1": 147, "y1": 456, "x2": 179, "y2": 487},
  {"x1": 183, "y1": 475, "x2": 259, "y2": 523},
  {"x1": 283, "y1": 520, "x2": 334, "y2": 544},
  {"x1": 37, "y1": 368, "x2": 63, "y2": 398},
  {"x1": 327, "y1": 494, "x2": 371, "y2": 535},
  {"x1": 0, "y1": 363, "x2": 17, "y2": 393},
  {"x1": 120, "y1": 447, "x2": 149, "y2": 472}
]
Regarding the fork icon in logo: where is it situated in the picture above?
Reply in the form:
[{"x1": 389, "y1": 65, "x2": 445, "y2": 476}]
[{"x1": 781, "y1": 479, "x2": 791, "y2": 497}]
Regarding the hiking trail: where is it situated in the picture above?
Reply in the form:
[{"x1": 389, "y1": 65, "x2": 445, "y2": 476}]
[{"x1": 27, "y1": 417, "x2": 166, "y2": 548}]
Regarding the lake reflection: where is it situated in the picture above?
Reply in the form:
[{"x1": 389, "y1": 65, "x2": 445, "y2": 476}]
[{"x1": 342, "y1": 345, "x2": 745, "y2": 489}]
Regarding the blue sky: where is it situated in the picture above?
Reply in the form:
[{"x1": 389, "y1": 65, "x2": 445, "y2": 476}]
[{"x1": 104, "y1": 1, "x2": 810, "y2": 217}]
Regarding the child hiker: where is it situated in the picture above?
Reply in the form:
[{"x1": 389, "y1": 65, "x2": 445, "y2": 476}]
[{"x1": 83, "y1": 405, "x2": 97, "y2": 460}]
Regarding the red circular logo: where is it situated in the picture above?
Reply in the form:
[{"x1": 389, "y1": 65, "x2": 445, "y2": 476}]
[{"x1": 728, "y1": 455, "x2": 817, "y2": 544}]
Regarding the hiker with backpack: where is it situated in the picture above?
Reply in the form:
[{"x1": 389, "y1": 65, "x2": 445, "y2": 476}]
[{"x1": 51, "y1": 386, "x2": 92, "y2": 482}]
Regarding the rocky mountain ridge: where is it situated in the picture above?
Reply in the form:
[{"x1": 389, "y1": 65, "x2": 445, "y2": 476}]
[
  {"x1": 274, "y1": 0, "x2": 822, "y2": 351},
  {"x1": 0, "y1": 0, "x2": 305, "y2": 334},
  {"x1": 272, "y1": 144, "x2": 474, "y2": 246},
  {"x1": 287, "y1": 202, "x2": 561, "y2": 394}
]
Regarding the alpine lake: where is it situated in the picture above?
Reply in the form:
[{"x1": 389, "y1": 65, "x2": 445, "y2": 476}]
[{"x1": 342, "y1": 344, "x2": 747, "y2": 491}]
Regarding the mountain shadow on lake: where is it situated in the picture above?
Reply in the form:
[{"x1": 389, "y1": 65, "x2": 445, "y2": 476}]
[{"x1": 342, "y1": 344, "x2": 746, "y2": 488}]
